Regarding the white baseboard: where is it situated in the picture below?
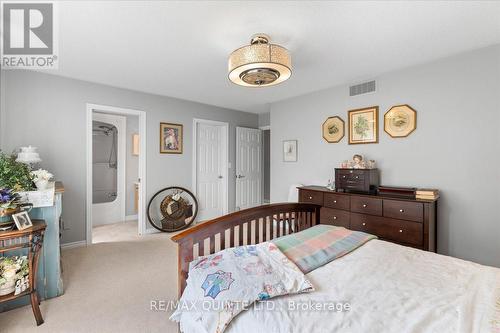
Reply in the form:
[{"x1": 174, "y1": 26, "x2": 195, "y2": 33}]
[
  {"x1": 141, "y1": 228, "x2": 159, "y2": 235},
  {"x1": 60, "y1": 240, "x2": 87, "y2": 250},
  {"x1": 125, "y1": 214, "x2": 138, "y2": 221}
]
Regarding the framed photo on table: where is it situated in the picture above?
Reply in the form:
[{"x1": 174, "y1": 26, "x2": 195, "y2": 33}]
[
  {"x1": 348, "y1": 106, "x2": 379, "y2": 144},
  {"x1": 12, "y1": 211, "x2": 33, "y2": 230},
  {"x1": 160, "y1": 123, "x2": 183, "y2": 154}
]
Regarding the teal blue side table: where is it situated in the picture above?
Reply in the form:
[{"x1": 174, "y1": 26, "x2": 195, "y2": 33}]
[{"x1": 0, "y1": 182, "x2": 64, "y2": 312}]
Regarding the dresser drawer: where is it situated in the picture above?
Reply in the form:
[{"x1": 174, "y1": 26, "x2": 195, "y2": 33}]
[
  {"x1": 320, "y1": 207, "x2": 350, "y2": 228},
  {"x1": 299, "y1": 190, "x2": 324, "y2": 205},
  {"x1": 324, "y1": 193, "x2": 350, "y2": 210},
  {"x1": 350, "y1": 196, "x2": 382, "y2": 216},
  {"x1": 350, "y1": 213, "x2": 423, "y2": 246},
  {"x1": 383, "y1": 200, "x2": 423, "y2": 223}
]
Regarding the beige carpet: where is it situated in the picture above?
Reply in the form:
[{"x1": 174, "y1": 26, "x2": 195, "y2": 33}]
[{"x1": 0, "y1": 222, "x2": 180, "y2": 333}]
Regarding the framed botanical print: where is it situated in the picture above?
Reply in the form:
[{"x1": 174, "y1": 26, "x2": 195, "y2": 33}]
[
  {"x1": 160, "y1": 123, "x2": 183, "y2": 154},
  {"x1": 322, "y1": 116, "x2": 345, "y2": 143},
  {"x1": 384, "y1": 104, "x2": 417, "y2": 138},
  {"x1": 283, "y1": 140, "x2": 297, "y2": 162},
  {"x1": 348, "y1": 106, "x2": 379, "y2": 144}
]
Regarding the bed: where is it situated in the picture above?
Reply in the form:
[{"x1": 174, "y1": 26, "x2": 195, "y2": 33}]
[{"x1": 171, "y1": 203, "x2": 500, "y2": 333}]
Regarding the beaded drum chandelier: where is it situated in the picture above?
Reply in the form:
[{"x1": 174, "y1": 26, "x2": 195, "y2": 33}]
[{"x1": 228, "y1": 34, "x2": 292, "y2": 87}]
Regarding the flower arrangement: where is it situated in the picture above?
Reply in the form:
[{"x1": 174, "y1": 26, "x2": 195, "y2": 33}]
[
  {"x1": 0, "y1": 152, "x2": 34, "y2": 191},
  {"x1": 0, "y1": 256, "x2": 29, "y2": 296},
  {"x1": 31, "y1": 169, "x2": 54, "y2": 190},
  {"x1": 31, "y1": 169, "x2": 53, "y2": 182},
  {"x1": 0, "y1": 188, "x2": 20, "y2": 210}
]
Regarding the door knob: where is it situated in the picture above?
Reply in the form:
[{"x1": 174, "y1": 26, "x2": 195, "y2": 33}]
[
  {"x1": 218, "y1": 175, "x2": 223, "y2": 179},
  {"x1": 236, "y1": 175, "x2": 245, "y2": 179}
]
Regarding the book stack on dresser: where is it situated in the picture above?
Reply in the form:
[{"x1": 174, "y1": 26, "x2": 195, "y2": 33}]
[
  {"x1": 416, "y1": 189, "x2": 439, "y2": 200},
  {"x1": 298, "y1": 185, "x2": 438, "y2": 252}
]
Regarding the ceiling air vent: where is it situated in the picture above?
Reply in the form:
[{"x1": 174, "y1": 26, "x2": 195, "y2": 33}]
[{"x1": 349, "y1": 80, "x2": 376, "y2": 96}]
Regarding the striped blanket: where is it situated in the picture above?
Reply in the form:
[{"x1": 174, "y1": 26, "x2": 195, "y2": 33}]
[{"x1": 273, "y1": 224, "x2": 377, "y2": 274}]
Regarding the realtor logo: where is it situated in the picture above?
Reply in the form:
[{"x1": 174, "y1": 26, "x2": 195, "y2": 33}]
[{"x1": 1, "y1": 1, "x2": 58, "y2": 68}]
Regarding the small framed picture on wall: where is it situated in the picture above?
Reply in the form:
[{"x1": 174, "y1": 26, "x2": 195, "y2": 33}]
[
  {"x1": 283, "y1": 140, "x2": 298, "y2": 162},
  {"x1": 160, "y1": 123, "x2": 183, "y2": 154}
]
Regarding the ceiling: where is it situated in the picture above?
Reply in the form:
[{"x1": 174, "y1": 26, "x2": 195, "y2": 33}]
[{"x1": 48, "y1": 1, "x2": 500, "y2": 113}]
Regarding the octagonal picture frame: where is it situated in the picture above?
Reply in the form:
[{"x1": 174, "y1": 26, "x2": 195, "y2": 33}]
[
  {"x1": 322, "y1": 116, "x2": 345, "y2": 143},
  {"x1": 384, "y1": 104, "x2": 417, "y2": 138}
]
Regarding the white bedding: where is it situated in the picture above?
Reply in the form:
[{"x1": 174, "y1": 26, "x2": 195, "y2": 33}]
[{"x1": 221, "y1": 240, "x2": 500, "y2": 333}]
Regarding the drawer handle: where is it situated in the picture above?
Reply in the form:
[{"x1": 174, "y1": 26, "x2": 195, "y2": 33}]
[
  {"x1": 333, "y1": 216, "x2": 337, "y2": 220},
  {"x1": 333, "y1": 200, "x2": 337, "y2": 203},
  {"x1": 399, "y1": 229, "x2": 403, "y2": 233},
  {"x1": 355, "y1": 176, "x2": 359, "y2": 179},
  {"x1": 309, "y1": 196, "x2": 313, "y2": 199},
  {"x1": 362, "y1": 222, "x2": 366, "y2": 226},
  {"x1": 399, "y1": 209, "x2": 404, "y2": 213},
  {"x1": 362, "y1": 204, "x2": 367, "y2": 208},
  {"x1": 342, "y1": 176, "x2": 346, "y2": 179}
]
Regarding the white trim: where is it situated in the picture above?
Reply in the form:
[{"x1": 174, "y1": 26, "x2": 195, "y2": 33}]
[
  {"x1": 60, "y1": 240, "x2": 87, "y2": 250},
  {"x1": 259, "y1": 125, "x2": 270, "y2": 130},
  {"x1": 125, "y1": 214, "x2": 138, "y2": 221},
  {"x1": 192, "y1": 118, "x2": 229, "y2": 220},
  {"x1": 86, "y1": 103, "x2": 147, "y2": 246}
]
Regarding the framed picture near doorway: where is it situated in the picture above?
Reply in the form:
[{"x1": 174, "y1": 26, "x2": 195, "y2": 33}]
[
  {"x1": 160, "y1": 123, "x2": 183, "y2": 154},
  {"x1": 283, "y1": 140, "x2": 298, "y2": 162},
  {"x1": 348, "y1": 106, "x2": 379, "y2": 144}
]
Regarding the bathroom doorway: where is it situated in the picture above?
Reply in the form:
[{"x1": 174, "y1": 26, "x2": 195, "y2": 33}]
[
  {"x1": 86, "y1": 104, "x2": 147, "y2": 245},
  {"x1": 92, "y1": 113, "x2": 126, "y2": 228}
]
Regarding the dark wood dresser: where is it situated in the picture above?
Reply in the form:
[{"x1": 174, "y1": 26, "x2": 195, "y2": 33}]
[{"x1": 298, "y1": 186, "x2": 438, "y2": 252}]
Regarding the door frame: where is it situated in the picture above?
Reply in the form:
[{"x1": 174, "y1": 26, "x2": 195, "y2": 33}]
[
  {"x1": 92, "y1": 112, "x2": 127, "y2": 226},
  {"x1": 192, "y1": 118, "x2": 229, "y2": 219},
  {"x1": 86, "y1": 103, "x2": 147, "y2": 245},
  {"x1": 259, "y1": 125, "x2": 270, "y2": 203}
]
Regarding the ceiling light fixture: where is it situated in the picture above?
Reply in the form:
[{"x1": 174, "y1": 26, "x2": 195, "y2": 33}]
[{"x1": 228, "y1": 34, "x2": 291, "y2": 87}]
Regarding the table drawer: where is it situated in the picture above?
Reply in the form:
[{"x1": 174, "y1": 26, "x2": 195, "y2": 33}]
[
  {"x1": 299, "y1": 190, "x2": 324, "y2": 205},
  {"x1": 320, "y1": 207, "x2": 350, "y2": 228},
  {"x1": 350, "y1": 196, "x2": 382, "y2": 216},
  {"x1": 324, "y1": 193, "x2": 350, "y2": 210},
  {"x1": 383, "y1": 200, "x2": 423, "y2": 223},
  {"x1": 350, "y1": 213, "x2": 423, "y2": 246}
]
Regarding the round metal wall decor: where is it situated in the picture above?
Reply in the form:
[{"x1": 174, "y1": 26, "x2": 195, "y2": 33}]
[
  {"x1": 384, "y1": 104, "x2": 417, "y2": 138},
  {"x1": 147, "y1": 187, "x2": 198, "y2": 232}
]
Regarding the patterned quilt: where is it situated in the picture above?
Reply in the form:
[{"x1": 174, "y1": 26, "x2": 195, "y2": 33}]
[{"x1": 273, "y1": 224, "x2": 377, "y2": 273}]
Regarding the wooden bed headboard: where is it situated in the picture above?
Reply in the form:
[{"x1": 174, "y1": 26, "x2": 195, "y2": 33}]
[{"x1": 171, "y1": 203, "x2": 321, "y2": 296}]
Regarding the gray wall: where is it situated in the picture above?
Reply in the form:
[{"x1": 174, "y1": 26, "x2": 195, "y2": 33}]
[
  {"x1": 270, "y1": 45, "x2": 500, "y2": 267},
  {"x1": 125, "y1": 115, "x2": 139, "y2": 217},
  {"x1": 258, "y1": 112, "x2": 270, "y2": 127},
  {"x1": 0, "y1": 70, "x2": 258, "y2": 244}
]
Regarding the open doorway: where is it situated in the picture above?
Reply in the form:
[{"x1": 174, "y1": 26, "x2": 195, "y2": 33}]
[
  {"x1": 86, "y1": 104, "x2": 147, "y2": 245},
  {"x1": 260, "y1": 126, "x2": 270, "y2": 204}
]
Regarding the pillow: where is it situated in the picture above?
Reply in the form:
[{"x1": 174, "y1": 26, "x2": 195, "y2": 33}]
[{"x1": 170, "y1": 242, "x2": 314, "y2": 333}]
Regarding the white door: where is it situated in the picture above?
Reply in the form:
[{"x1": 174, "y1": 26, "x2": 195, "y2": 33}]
[
  {"x1": 195, "y1": 121, "x2": 228, "y2": 221},
  {"x1": 236, "y1": 127, "x2": 262, "y2": 210},
  {"x1": 92, "y1": 112, "x2": 126, "y2": 226}
]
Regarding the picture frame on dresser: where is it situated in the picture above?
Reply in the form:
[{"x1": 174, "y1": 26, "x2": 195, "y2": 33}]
[{"x1": 348, "y1": 106, "x2": 379, "y2": 144}]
